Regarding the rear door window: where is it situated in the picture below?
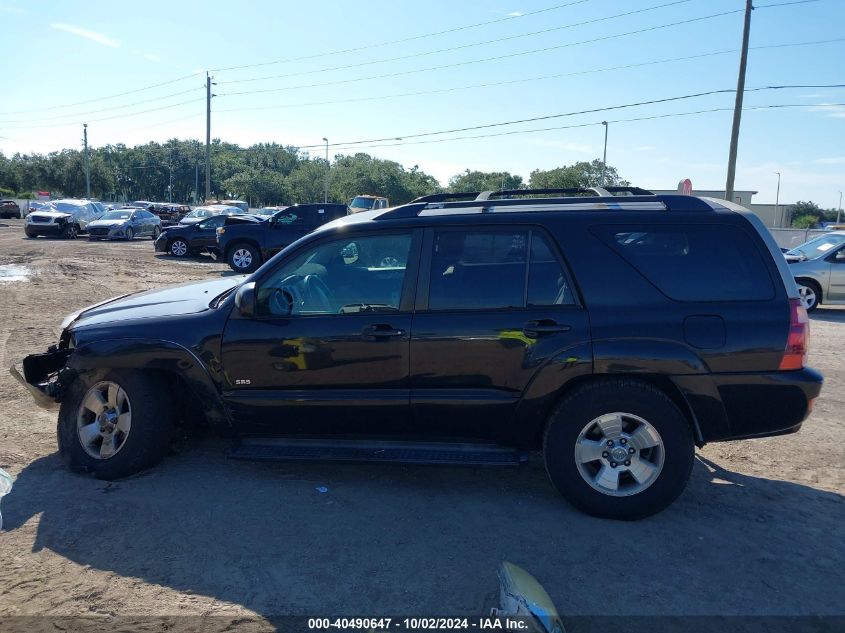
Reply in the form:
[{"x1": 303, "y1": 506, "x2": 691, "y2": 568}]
[{"x1": 593, "y1": 225, "x2": 775, "y2": 301}]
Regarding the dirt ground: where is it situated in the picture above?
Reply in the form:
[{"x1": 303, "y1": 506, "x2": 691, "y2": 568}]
[{"x1": 0, "y1": 218, "x2": 843, "y2": 626}]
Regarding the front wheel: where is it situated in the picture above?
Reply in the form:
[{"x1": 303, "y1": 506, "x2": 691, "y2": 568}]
[
  {"x1": 125, "y1": 227, "x2": 134, "y2": 241},
  {"x1": 543, "y1": 379, "x2": 694, "y2": 520},
  {"x1": 796, "y1": 280, "x2": 821, "y2": 312},
  {"x1": 58, "y1": 370, "x2": 175, "y2": 479},
  {"x1": 152, "y1": 226, "x2": 161, "y2": 240},
  {"x1": 169, "y1": 238, "x2": 189, "y2": 257},
  {"x1": 63, "y1": 223, "x2": 78, "y2": 239},
  {"x1": 227, "y1": 242, "x2": 261, "y2": 272},
  {"x1": 25, "y1": 229, "x2": 37, "y2": 239}
]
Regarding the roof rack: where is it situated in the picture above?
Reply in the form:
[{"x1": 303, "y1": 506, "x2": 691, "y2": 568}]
[{"x1": 411, "y1": 186, "x2": 655, "y2": 204}]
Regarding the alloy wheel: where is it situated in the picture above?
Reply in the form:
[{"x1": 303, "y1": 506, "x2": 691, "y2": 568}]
[
  {"x1": 232, "y1": 248, "x2": 253, "y2": 269},
  {"x1": 798, "y1": 284, "x2": 818, "y2": 310},
  {"x1": 574, "y1": 412, "x2": 665, "y2": 497},
  {"x1": 170, "y1": 240, "x2": 188, "y2": 256},
  {"x1": 76, "y1": 381, "x2": 132, "y2": 460}
]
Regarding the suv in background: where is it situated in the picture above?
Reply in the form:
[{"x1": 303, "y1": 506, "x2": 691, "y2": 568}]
[
  {"x1": 217, "y1": 202, "x2": 348, "y2": 272},
  {"x1": 349, "y1": 195, "x2": 389, "y2": 213},
  {"x1": 0, "y1": 200, "x2": 21, "y2": 219},
  {"x1": 149, "y1": 203, "x2": 190, "y2": 226},
  {"x1": 12, "y1": 187, "x2": 822, "y2": 520},
  {"x1": 24, "y1": 199, "x2": 100, "y2": 238}
]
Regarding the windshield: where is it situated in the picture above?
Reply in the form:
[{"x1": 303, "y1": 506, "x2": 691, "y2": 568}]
[
  {"x1": 349, "y1": 197, "x2": 376, "y2": 210},
  {"x1": 787, "y1": 234, "x2": 845, "y2": 259},
  {"x1": 48, "y1": 202, "x2": 83, "y2": 213},
  {"x1": 99, "y1": 211, "x2": 132, "y2": 221},
  {"x1": 256, "y1": 207, "x2": 279, "y2": 215},
  {"x1": 184, "y1": 208, "x2": 214, "y2": 218}
]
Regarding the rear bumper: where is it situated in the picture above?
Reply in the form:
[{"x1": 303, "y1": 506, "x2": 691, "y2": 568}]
[{"x1": 714, "y1": 367, "x2": 823, "y2": 441}]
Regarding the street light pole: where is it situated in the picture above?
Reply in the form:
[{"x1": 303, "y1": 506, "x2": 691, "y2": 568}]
[
  {"x1": 838, "y1": 190, "x2": 842, "y2": 224},
  {"x1": 322, "y1": 137, "x2": 329, "y2": 203},
  {"x1": 83, "y1": 123, "x2": 91, "y2": 199},
  {"x1": 774, "y1": 171, "x2": 781, "y2": 226},
  {"x1": 601, "y1": 121, "x2": 608, "y2": 186}
]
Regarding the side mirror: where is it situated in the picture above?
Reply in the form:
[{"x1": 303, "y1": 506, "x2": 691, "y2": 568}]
[{"x1": 235, "y1": 282, "x2": 257, "y2": 317}]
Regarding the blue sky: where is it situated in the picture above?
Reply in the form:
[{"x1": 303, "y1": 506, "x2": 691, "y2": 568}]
[{"x1": 0, "y1": 0, "x2": 843, "y2": 208}]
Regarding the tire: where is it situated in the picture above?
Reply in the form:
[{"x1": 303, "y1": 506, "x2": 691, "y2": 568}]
[
  {"x1": 152, "y1": 226, "x2": 161, "y2": 240},
  {"x1": 796, "y1": 279, "x2": 821, "y2": 312},
  {"x1": 25, "y1": 230, "x2": 37, "y2": 239},
  {"x1": 169, "y1": 238, "x2": 190, "y2": 257},
  {"x1": 63, "y1": 223, "x2": 78, "y2": 239},
  {"x1": 227, "y1": 242, "x2": 261, "y2": 273},
  {"x1": 57, "y1": 370, "x2": 174, "y2": 480},
  {"x1": 125, "y1": 227, "x2": 134, "y2": 241},
  {"x1": 543, "y1": 379, "x2": 694, "y2": 520}
]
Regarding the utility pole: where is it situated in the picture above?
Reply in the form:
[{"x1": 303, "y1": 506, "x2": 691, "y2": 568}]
[
  {"x1": 601, "y1": 121, "x2": 608, "y2": 186},
  {"x1": 195, "y1": 161, "x2": 199, "y2": 204},
  {"x1": 205, "y1": 73, "x2": 213, "y2": 202},
  {"x1": 322, "y1": 137, "x2": 329, "y2": 203},
  {"x1": 83, "y1": 123, "x2": 91, "y2": 198},
  {"x1": 725, "y1": 0, "x2": 753, "y2": 203},
  {"x1": 774, "y1": 171, "x2": 781, "y2": 226},
  {"x1": 838, "y1": 190, "x2": 842, "y2": 224},
  {"x1": 168, "y1": 150, "x2": 174, "y2": 203}
]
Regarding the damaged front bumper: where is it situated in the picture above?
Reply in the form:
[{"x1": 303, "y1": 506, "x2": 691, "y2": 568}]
[{"x1": 10, "y1": 347, "x2": 72, "y2": 410}]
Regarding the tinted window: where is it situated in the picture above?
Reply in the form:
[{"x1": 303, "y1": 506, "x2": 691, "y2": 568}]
[
  {"x1": 594, "y1": 225, "x2": 775, "y2": 301},
  {"x1": 428, "y1": 230, "x2": 527, "y2": 310},
  {"x1": 527, "y1": 233, "x2": 574, "y2": 306},
  {"x1": 257, "y1": 233, "x2": 412, "y2": 316}
]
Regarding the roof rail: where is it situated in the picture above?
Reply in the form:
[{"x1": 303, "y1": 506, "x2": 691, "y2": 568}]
[
  {"x1": 411, "y1": 186, "x2": 655, "y2": 204},
  {"x1": 410, "y1": 192, "x2": 484, "y2": 203}
]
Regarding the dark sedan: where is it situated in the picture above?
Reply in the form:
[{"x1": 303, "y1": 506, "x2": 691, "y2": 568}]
[{"x1": 154, "y1": 214, "x2": 228, "y2": 257}]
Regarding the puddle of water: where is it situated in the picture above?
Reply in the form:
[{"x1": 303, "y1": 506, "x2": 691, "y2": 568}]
[{"x1": 0, "y1": 264, "x2": 31, "y2": 282}]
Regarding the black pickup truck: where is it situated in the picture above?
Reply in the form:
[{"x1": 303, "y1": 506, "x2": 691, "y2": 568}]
[{"x1": 216, "y1": 203, "x2": 348, "y2": 272}]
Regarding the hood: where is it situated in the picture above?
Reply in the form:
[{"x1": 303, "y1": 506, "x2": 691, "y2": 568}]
[
  {"x1": 88, "y1": 218, "x2": 129, "y2": 228},
  {"x1": 179, "y1": 217, "x2": 205, "y2": 226},
  {"x1": 66, "y1": 276, "x2": 244, "y2": 330},
  {"x1": 28, "y1": 211, "x2": 72, "y2": 220}
]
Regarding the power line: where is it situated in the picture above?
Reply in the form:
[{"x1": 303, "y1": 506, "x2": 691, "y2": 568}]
[
  {"x1": 0, "y1": 87, "x2": 203, "y2": 124},
  {"x1": 209, "y1": 0, "x2": 596, "y2": 72},
  {"x1": 219, "y1": 0, "x2": 698, "y2": 86},
  {"x1": 283, "y1": 84, "x2": 845, "y2": 150},
  {"x1": 213, "y1": 38, "x2": 845, "y2": 114},
  {"x1": 0, "y1": 72, "x2": 200, "y2": 117},
  {"x1": 220, "y1": 8, "x2": 746, "y2": 98}
]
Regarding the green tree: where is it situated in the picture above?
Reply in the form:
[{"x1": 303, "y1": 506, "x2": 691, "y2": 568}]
[
  {"x1": 447, "y1": 170, "x2": 523, "y2": 193},
  {"x1": 529, "y1": 159, "x2": 629, "y2": 189},
  {"x1": 792, "y1": 214, "x2": 819, "y2": 229},
  {"x1": 789, "y1": 201, "x2": 824, "y2": 226}
]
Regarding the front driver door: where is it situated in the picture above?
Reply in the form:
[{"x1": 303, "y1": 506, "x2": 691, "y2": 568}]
[
  {"x1": 221, "y1": 229, "x2": 421, "y2": 436},
  {"x1": 192, "y1": 216, "x2": 226, "y2": 251}
]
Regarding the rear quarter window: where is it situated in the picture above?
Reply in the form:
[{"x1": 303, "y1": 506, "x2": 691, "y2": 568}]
[{"x1": 592, "y1": 224, "x2": 775, "y2": 302}]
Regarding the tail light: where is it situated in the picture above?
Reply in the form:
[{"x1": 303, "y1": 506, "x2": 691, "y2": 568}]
[{"x1": 779, "y1": 298, "x2": 809, "y2": 370}]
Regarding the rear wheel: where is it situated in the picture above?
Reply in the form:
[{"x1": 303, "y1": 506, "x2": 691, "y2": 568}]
[
  {"x1": 152, "y1": 226, "x2": 161, "y2": 240},
  {"x1": 796, "y1": 279, "x2": 821, "y2": 312},
  {"x1": 58, "y1": 370, "x2": 174, "y2": 479},
  {"x1": 228, "y1": 242, "x2": 261, "y2": 273},
  {"x1": 169, "y1": 238, "x2": 189, "y2": 257},
  {"x1": 543, "y1": 379, "x2": 694, "y2": 520}
]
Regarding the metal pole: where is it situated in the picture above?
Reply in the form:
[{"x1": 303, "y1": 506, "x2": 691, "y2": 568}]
[
  {"x1": 774, "y1": 171, "x2": 781, "y2": 226},
  {"x1": 83, "y1": 123, "x2": 91, "y2": 198},
  {"x1": 601, "y1": 121, "x2": 608, "y2": 186},
  {"x1": 168, "y1": 151, "x2": 173, "y2": 203},
  {"x1": 838, "y1": 190, "x2": 842, "y2": 224},
  {"x1": 322, "y1": 137, "x2": 329, "y2": 203},
  {"x1": 725, "y1": 0, "x2": 753, "y2": 203},
  {"x1": 205, "y1": 73, "x2": 212, "y2": 202},
  {"x1": 195, "y1": 162, "x2": 199, "y2": 204}
]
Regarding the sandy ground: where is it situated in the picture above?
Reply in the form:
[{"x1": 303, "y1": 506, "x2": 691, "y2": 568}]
[{"x1": 0, "y1": 218, "x2": 843, "y2": 626}]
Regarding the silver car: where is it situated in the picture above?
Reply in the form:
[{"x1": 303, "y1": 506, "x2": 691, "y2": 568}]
[
  {"x1": 87, "y1": 208, "x2": 162, "y2": 241},
  {"x1": 785, "y1": 230, "x2": 845, "y2": 311}
]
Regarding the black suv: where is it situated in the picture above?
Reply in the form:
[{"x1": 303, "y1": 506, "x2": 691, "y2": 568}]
[
  {"x1": 12, "y1": 188, "x2": 822, "y2": 520},
  {"x1": 216, "y1": 203, "x2": 348, "y2": 272}
]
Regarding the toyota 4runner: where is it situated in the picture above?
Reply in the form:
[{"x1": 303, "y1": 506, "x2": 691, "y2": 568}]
[{"x1": 12, "y1": 187, "x2": 823, "y2": 520}]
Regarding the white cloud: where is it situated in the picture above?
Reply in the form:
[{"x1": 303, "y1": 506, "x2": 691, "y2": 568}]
[
  {"x1": 1, "y1": 5, "x2": 24, "y2": 15},
  {"x1": 143, "y1": 53, "x2": 162, "y2": 63},
  {"x1": 809, "y1": 103, "x2": 845, "y2": 119},
  {"x1": 814, "y1": 156, "x2": 845, "y2": 165},
  {"x1": 50, "y1": 23, "x2": 119, "y2": 48},
  {"x1": 634, "y1": 145, "x2": 656, "y2": 152},
  {"x1": 507, "y1": 11, "x2": 524, "y2": 17}
]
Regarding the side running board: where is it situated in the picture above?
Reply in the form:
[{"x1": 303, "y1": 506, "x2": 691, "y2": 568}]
[{"x1": 228, "y1": 438, "x2": 528, "y2": 467}]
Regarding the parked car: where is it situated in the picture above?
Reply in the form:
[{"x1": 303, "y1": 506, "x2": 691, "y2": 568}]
[
  {"x1": 12, "y1": 188, "x2": 823, "y2": 520},
  {"x1": 252, "y1": 206, "x2": 287, "y2": 218},
  {"x1": 179, "y1": 204, "x2": 243, "y2": 226},
  {"x1": 216, "y1": 203, "x2": 348, "y2": 272},
  {"x1": 25, "y1": 201, "x2": 51, "y2": 215},
  {"x1": 784, "y1": 231, "x2": 845, "y2": 311},
  {"x1": 154, "y1": 213, "x2": 229, "y2": 257},
  {"x1": 87, "y1": 208, "x2": 162, "y2": 241},
  {"x1": 149, "y1": 203, "x2": 190, "y2": 226},
  {"x1": 24, "y1": 199, "x2": 100, "y2": 238},
  {"x1": 0, "y1": 200, "x2": 21, "y2": 219},
  {"x1": 348, "y1": 195, "x2": 389, "y2": 213}
]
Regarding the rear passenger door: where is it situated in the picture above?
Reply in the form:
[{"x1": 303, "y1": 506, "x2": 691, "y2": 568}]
[{"x1": 409, "y1": 226, "x2": 591, "y2": 441}]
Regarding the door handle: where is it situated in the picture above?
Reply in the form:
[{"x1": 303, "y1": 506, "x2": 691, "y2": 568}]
[
  {"x1": 362, "y1": 324, "x2": 406, "y2": 339},
  {"x1": 523, "y1": 319, "x2": 571, "y2": 337}
]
